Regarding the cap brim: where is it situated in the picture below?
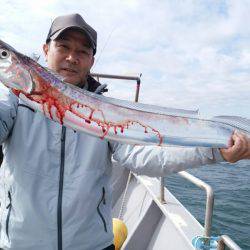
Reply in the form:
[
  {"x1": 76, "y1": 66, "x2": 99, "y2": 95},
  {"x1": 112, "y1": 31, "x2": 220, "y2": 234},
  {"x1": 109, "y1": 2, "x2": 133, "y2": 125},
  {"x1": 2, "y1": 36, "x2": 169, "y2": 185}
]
[{"x1": 49, "y1": 26, "x2": 96, "y2": 52}]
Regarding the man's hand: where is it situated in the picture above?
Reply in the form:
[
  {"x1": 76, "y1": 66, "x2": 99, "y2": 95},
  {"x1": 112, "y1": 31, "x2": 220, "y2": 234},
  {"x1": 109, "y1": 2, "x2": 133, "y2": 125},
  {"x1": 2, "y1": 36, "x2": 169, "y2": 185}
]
[{"x1": 220, "y1": 131, "x2": 250, "y2": 163}]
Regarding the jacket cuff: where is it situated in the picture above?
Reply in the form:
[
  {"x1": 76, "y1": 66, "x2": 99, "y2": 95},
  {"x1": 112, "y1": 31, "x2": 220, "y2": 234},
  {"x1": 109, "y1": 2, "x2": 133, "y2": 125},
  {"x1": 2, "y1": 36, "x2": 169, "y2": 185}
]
[{"x1": 212, "y1": 148, "x2": 225, "y2": 162}]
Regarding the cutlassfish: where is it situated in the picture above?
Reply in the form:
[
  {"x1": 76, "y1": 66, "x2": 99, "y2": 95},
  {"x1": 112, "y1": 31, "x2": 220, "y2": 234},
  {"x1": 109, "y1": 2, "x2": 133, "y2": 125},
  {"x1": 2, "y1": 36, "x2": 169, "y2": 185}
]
[{"x1": 0, "y1": 39, "x2": 249, "y2": 148}]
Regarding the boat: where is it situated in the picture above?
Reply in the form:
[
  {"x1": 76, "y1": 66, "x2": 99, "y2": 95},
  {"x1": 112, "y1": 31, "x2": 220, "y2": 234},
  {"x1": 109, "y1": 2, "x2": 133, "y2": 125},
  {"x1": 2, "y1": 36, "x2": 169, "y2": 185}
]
[{"x1": 91, "y1": 73, "x2": 242, "y2": 250}]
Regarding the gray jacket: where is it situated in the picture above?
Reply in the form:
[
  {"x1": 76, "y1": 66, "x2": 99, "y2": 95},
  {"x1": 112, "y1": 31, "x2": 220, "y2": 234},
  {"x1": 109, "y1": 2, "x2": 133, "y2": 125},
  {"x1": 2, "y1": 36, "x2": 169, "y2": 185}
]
[{"x1": 0, "y1": 83, "x2": 223, "y2": 250}]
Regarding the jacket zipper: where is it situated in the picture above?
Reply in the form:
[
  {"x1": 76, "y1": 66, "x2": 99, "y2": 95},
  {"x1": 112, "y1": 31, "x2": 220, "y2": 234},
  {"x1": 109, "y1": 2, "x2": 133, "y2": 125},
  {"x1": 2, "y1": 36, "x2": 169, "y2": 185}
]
[
  {"x1": 57, "y1": 126, "x2": 66, "y2": 250},
  {"x1": 97, "y1": 187, "x2": 107, "y2": 232},
  {"x1": 18, "y1": 103, "x2": 35, "y2": 112},
  {"x1": 6, "y1": 191, "x2": 12, "y2": 239}
]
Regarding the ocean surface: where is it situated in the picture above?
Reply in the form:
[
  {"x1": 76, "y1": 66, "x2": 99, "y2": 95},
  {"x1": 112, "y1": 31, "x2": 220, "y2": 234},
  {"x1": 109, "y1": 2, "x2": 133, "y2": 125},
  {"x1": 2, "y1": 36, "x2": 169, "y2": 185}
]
[{"x1": 164, "y1": 160, "x2": 250, "y2": 250}]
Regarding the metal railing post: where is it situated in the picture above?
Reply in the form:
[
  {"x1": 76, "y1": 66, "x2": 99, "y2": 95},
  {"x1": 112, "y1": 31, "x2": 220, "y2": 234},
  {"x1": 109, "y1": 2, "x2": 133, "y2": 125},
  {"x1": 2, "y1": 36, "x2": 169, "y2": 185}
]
[
  {"x1": 159, "y1": 177, "x2": 166, "y2": 204},
  {"x1": 178, "y1": 171, "x2": 214, "y2": 237},
  {"x1": 135, "y1": 78, "x2": 141, "y2": 102}
]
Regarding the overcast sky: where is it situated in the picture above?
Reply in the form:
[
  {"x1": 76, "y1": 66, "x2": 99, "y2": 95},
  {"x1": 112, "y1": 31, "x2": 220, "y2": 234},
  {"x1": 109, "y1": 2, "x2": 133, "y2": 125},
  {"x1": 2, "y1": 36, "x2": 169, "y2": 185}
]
[{"x1": 1, "y1": 0, "x2": 250, "y2": 118}]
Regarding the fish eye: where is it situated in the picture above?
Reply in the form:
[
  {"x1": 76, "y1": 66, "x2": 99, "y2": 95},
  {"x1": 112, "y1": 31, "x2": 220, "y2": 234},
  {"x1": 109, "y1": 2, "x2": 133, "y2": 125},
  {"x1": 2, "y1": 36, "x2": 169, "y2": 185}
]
[{"x1": 0, "y1": 49, "x2": 9, "y2": 59}]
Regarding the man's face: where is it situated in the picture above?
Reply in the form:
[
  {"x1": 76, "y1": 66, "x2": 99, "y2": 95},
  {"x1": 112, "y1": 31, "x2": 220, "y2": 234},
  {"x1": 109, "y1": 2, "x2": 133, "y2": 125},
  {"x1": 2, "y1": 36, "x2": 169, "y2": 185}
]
[{"x1": 43, "y1": 29, "x2": 95, "y2": 85}]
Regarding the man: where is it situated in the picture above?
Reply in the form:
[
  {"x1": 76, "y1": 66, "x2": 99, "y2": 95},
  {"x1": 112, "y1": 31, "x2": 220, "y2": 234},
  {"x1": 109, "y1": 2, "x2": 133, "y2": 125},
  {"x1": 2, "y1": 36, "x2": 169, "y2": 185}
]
[{"x1": 0, "y1": 13, "x2": 249, "y2": 250}]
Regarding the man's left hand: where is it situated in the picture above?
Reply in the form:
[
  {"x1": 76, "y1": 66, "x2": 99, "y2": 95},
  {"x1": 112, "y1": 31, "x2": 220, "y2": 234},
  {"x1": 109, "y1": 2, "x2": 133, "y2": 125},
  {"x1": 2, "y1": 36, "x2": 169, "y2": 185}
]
[{"x1": 220, "y1": 131, "x2": 250, "y2": 163}]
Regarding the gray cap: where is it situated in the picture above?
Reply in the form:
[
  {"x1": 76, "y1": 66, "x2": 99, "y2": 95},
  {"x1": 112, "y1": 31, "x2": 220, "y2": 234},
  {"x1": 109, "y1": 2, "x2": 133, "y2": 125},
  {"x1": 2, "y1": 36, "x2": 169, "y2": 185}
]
[{"x1": 46, "y1": 13, "x2": 97, "y2": 54}]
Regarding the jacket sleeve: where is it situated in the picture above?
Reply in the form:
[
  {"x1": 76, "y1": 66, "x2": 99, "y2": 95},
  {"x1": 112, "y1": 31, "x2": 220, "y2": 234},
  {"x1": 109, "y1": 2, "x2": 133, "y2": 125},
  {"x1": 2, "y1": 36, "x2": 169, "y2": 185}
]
[
  {"x1": 110, "y1": 141, "x2": 224, "y2": 177},
  {"x1": 0, "y1": 84, "x2": 18, "y2": 143}
]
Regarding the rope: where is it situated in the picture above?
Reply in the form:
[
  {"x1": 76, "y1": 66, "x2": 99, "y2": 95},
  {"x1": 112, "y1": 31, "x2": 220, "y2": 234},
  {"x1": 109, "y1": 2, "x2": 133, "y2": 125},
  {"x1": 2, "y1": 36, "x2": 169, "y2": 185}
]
[{"x1": 118, "y1": 171, "x2": 132, "y2": 220}]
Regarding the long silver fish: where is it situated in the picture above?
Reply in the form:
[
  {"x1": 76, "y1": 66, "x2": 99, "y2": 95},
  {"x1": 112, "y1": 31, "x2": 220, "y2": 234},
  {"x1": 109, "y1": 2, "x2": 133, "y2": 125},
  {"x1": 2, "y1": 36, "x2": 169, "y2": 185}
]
[{"x1": 0, "y1": 39, "x2": 249, "y2": 148}]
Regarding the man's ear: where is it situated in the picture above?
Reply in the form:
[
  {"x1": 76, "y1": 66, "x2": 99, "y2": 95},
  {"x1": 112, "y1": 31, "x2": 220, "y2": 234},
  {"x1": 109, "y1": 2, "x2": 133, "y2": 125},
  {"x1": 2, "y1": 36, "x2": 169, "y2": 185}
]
[{"x1": 43, "y1": 44, "x2": 49, "y2": 61}]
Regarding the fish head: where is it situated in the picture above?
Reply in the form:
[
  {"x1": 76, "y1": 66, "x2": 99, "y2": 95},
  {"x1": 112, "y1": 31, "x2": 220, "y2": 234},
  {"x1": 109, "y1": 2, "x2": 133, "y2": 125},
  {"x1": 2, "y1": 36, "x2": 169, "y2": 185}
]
[{"x1": 0, "y1": 40, "x2": 33, "y2": 94}]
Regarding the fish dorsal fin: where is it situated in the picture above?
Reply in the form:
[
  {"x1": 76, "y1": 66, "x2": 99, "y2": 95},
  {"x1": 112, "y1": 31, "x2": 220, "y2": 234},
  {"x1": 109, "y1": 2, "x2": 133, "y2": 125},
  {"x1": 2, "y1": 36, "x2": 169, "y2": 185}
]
[
  {"x1": 212, "y1": 115, "x2": 250, "y2": 134},
  {"x1": 84, "y1": 91, "x2": 199, "y2": 118}
]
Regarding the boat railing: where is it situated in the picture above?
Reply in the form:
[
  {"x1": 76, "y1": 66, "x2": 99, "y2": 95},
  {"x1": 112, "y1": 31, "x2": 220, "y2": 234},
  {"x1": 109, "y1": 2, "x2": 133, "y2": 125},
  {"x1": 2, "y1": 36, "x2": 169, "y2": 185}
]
[
  {"x1": 161, "y1": 172, "x2": 242, "y2": 249},
  {"x1": 160, "y1": 171, "x2": 214, "y2": 237},
  {"x1": 179, "y1": 171, "x2": 214, "y2": 237},
  {"x1": 91, "y1": 73, "x2": 141, "y2": 102}
]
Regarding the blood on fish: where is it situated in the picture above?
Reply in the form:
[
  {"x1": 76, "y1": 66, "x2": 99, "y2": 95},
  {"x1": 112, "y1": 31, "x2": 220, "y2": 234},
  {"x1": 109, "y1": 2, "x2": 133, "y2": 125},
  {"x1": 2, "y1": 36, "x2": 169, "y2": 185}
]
[
  {"x1": 12, "y1": 89, "x2": 21, "y2": 97},
  {"x1": 120, "y1": 126, "x2": 124, "y2": 133},
  {"x1": 88, "y1": 110, "x2": 94, "y2": 121},
  {"x1": 10, "y1": 67, "x2": 163, "y2": 145}
]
